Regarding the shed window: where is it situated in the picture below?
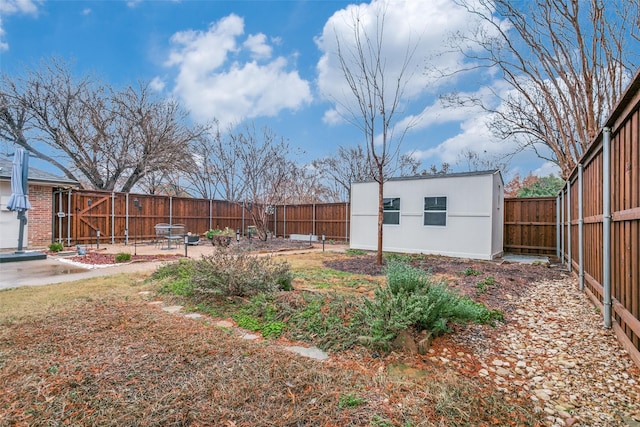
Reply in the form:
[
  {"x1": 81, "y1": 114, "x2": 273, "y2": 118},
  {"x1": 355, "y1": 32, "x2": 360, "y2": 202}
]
[
  {"x1": 424, "y1": 196, "x2": 447, "y2": 226},
  {"x1": 383, "y1": 197, "x2": 400, "y2": 225}
]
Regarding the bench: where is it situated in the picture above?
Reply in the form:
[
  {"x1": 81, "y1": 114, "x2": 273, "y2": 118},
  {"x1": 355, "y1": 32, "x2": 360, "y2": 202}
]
[{"x1": 289, "y1": 234, "x2": 318, "y2": 242}]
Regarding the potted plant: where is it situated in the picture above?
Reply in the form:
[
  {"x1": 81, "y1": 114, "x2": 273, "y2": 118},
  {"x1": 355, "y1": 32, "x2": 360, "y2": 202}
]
[{"x1": 206, "y1": 227, "x2": 234, "y2": 246}]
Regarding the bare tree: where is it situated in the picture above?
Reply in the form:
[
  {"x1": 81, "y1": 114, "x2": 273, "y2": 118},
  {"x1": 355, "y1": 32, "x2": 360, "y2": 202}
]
[
  {"x1": 455, "y1": 148, "x2": 510, "y2": 174},
  {"x1": 312, "y1": 143, "x2": 420, "y2": 202},
  {"x1": 1, "y1": 58, "x2": 201, "y2": 191},
  {"x1": 332, "y1": 5, "x2": 420, "y2": 264},
  {"x1": 279, "y1": 164, "x2": 337, "y2": 204},
  {"x1": 448, "y1": 0, "x2": 639, "y2": 178}
]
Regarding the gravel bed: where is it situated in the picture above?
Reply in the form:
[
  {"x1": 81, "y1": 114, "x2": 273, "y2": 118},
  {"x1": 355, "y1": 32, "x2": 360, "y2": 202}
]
[{"x1": 464, "y1": 277, "x2": 640, "y2": 427}]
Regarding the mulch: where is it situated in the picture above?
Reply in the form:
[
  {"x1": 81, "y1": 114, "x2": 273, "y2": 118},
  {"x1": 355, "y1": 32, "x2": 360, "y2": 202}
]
[{"x1": 324, "y1": 254, "x2": 569, "y2": 313}]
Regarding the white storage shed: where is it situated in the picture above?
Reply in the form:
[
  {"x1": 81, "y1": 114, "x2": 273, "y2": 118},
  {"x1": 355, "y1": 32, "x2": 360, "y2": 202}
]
[{"x1": 350, "y1": 170, "x2": 504, "y2": 260}]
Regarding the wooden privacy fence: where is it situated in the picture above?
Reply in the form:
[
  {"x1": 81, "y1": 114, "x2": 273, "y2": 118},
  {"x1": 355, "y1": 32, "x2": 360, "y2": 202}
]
[
  {"x1": 558, "y1": 69, "x2": 640, "y2": 366},
  {"x1": 52, "y1": 191, "x2": 350, "y2": 245},
  {"x1": 503, "y1": 197, "x2": 557, "y2": 255}
]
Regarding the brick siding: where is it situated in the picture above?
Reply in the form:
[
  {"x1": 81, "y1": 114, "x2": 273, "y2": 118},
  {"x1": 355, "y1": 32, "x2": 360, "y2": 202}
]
[{"x1": 28, "y1": 184, "x2": 53, "y2": 248}]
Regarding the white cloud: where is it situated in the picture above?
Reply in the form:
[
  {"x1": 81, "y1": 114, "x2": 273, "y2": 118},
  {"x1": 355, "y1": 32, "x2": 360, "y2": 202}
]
[
  {"x1": 81, "y1": 8, "x2": 91, "y2": 16},
  {"x1": 532, "y1": 161, "x2": 561, "y2": 177},
  {"x1": 243, "y1": 33, "x2": 272, "y2": 60},
  {"x1": 149, "y1": 76, "x2": 166, "y2": 92},
  {"x1": 165, "y1": 14, "x2": 312, "y2": 125},
  {"x1": 0, "y1": 0, "x2": 42, "y2": 51},
  {"x1": 315, "y1": 0, "x2": 495, "y2": 124}
]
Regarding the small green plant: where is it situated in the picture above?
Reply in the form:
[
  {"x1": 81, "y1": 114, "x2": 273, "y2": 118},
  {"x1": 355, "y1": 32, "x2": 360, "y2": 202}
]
[
  {"x1": 370, "y1": 416, "x2": 394, "y2": 427},
  {"x1": 261, "y1": 321, "x2": 285, "y2": 338},
  {"x1": 338, "y1": 392, "x2": 364, "y2": 409},
  {"x1": 234, "y1": 314, "x2": 261, "y2": 331},
  {"x1": 48, "y1": 242, "x2": 64, "y2": 252},
  {"x1": 114, "y1": 252, "x2": 131, "y2": 263},
  {"x1": 205, "y1": 227, "x2": 234, "y2": 239},
  {"x1": 476, "y1": 276, "x2": 496, "y2": 294},
  {"x1": 346, "y1": 248, "x2": 367, "y2": 256},
  {"x1": 460, "y1": 267, "x2": 482, "y2": 276}
]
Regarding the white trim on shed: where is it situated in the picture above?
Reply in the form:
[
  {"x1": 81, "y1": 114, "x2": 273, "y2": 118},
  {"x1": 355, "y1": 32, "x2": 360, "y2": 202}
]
[{"x1": 350, "y1": 170, "x2": 504, "y2": 260}]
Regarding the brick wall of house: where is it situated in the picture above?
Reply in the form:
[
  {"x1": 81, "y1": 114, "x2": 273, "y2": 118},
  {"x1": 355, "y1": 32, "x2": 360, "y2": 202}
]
[{"x1": 28, "y1": 184, "x2": 53, "y2": 248}]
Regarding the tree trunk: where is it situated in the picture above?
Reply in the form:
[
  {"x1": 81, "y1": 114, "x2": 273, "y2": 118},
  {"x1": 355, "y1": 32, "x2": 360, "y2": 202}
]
[{"x1": 377, "y1": 179, "x2": 384, "y2": 265}]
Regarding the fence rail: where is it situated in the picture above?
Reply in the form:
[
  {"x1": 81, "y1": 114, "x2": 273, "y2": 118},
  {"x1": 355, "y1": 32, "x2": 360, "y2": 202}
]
[
  {"x1": 53, "y1": 191, "x2": 350, "y2": 245},
  {"x1": 558, "y1": 69, "x2": 640, "y2": 366}
]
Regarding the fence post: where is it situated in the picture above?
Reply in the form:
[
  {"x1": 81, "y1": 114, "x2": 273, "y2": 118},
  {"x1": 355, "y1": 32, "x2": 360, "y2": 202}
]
[
  {"x1": 169, "y1": 196, "x2": 173, "y2": 227},
  {"x1": 209, "y1": 199, "x2": 213, "y2": 231},
  {"x1": 312, "y1": 203, "x2": 316, "y2": 236},
  {"x1": 57, "y1": 190, "x2": 63, "y2": 244},
  {"x1": 125, "y1": 193, "x2": 130, "y2": 245},
  {"x1": 602, "y1": 127, "x2": 612, "y2": 329},
  {"x1": 242, "y1": 201, "x2": 245, "y2": 236},
  {"x1": 560, "y1": 189, "x2": 565, "y2": 264},
  {"x1": 274, "y1": 206, "x2": 277, "y2": 237},
  {"x1": 567, "y1": 179, "x2": 571, "y2": 272},
  {"x1": 578, "y1": 164, "x2": 584, "y2": 291},
  {"x1": 66, "y1": 189, "x2": 72, "y2": 246},
  {"x1": 111, "y1": 192, "x2": 115, "y2": 244},
  {"x1": 283, "y1": 205, "x2": 287, "y2": 238},
  {"x1": 345, "y1": 202, "x2": 349, "y2": 242},
  {"x1": 556, "y1": 195, "x2": 560, "y2": 259}
]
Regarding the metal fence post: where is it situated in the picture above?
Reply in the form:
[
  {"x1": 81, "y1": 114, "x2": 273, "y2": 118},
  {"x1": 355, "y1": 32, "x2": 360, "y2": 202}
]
[
  {"x1": 125, "y1": 193, "x2": 130, "y2": 245},
  {"x1": 111, "y1": 192, "x2": 115, "y2": 244},
  {"x1": 560, "y1": 189, "x2": 565, "y2": 264},
  {"x1": 567, "y1": 179, "x2": 571, "y2": 272},
  {"x1": 602, "y1": 127, "x2": 612, "y2": 329},
  {"x1": 578, "y1": 164, "x2": 584, "y2": 291},
  {"x1": 556, "y1": 195, "x2": 561, "y2": 259}
]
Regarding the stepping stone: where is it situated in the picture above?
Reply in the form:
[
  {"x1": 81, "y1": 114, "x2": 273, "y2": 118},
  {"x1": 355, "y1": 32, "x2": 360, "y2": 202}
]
[
  {"x1": 284, "y1": 345, "x2": 328, "y2": 360},
  {"x1": 241, "y1": 333, "x2": 260, "y2": 340},
  {"x1": 162, "y1": 305, "x2": 183, "y2": 314},
  {"x1": 214, "y1": 320, "x2": 235, "y2": 328},
  {"x1": 148, "y1": 301, "x2": 164, "y2": 306},
  {"x1": 138, "y1": 291, "x2": 152, "y2": 296},
  {"x1": 184, "y1": 313, "x2": 203, "y2": 319}
]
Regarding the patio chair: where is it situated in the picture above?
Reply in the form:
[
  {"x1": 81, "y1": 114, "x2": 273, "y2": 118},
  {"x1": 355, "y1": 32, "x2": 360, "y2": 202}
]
[{"x1": 154, "y1": 223, "x2": 170, "y2": 248}]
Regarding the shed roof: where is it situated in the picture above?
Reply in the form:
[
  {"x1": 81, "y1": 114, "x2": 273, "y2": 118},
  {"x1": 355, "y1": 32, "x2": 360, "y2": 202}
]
[
  {"x1": 0, "y1": 156, "x2": 78, "y2": 187},
  {"x1": 354, "y1": 169, "x2": 503, "y2": 184}
]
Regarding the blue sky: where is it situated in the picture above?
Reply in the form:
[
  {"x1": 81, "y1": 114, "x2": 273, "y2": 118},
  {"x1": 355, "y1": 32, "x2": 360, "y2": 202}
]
[{"x1": 0, "y1": 0, "x2": 560, "y2": 180}]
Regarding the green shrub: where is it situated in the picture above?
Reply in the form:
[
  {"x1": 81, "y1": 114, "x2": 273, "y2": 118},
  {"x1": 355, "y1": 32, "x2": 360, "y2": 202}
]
[
  {"x1": 49, "y1": 242, "x2": 64, "y2": 252},
  {"x1": 460, "y1": 267, "x2": 482, "y2": 276},
  {"x1": 153, "y1": 259, "x2": 196, "y2": 296},
  {"x1": 190, "y1": 249, "x2": 292, "y2": 297},
  {"x1": 345, "y1": 248, "x2": 367, "y2": 256},
  {"x1": 115, "y1": 252, "x2": 131, "y2": 263},
  {"x1": 476, "y1": 276, "x2": 496, "y2": 294},
  {"x1": 359, "y1": 260, "x2": 503, "y2": 348}
]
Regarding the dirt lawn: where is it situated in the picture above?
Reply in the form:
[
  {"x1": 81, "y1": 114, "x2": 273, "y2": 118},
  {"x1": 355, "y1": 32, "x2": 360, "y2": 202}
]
[{"x1": 1, "y1": 250, "x2": 638, "y2": 426}]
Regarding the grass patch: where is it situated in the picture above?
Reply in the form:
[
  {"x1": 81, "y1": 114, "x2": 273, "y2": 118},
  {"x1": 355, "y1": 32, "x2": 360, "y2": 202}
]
[
  {"x1": 345, "y1": 248, "x2": 368, "y2": 256},
  {"x1": 0, "y1": 297, "x2": 541, "y2": 426},
  {"x1": 476, "y1": 275, "x2": 497, "y2": 294},
  {"x1": 0, "y1": 272, "x2": 150, "y2": 322},
  {"x1": 460, "y1": 267, "x2": 482, "y2": 276}
]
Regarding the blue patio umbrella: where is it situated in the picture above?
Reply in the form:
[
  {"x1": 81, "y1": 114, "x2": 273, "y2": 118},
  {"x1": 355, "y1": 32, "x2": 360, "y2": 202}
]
[
  {"x1": 6, "y1": 148, "x2": 31, "y2": 212},
  {"x1": 6, "y1": 148, "x2": 30, "y2": 253}
]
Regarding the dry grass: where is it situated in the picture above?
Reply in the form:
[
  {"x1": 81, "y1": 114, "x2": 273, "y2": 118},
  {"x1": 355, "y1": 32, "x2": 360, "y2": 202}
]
[
  {"x1": 0, "y1": 254, "x2": 543, "y2": 426},
  {"x1": 0, "y1": 272, "x2": 151, "y2": 321}
]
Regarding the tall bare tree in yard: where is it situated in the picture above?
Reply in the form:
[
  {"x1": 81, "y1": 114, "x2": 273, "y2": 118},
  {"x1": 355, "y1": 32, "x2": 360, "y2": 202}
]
[
  {"x1": 332, "y1": 6, "x2": 420, "y2": 264},
  {"x1": 450, "y1": 0, "x2": 639, "y2": 178},
  {"x1": 0, "y1": 58, "x2": 201, "y2": 191}
]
